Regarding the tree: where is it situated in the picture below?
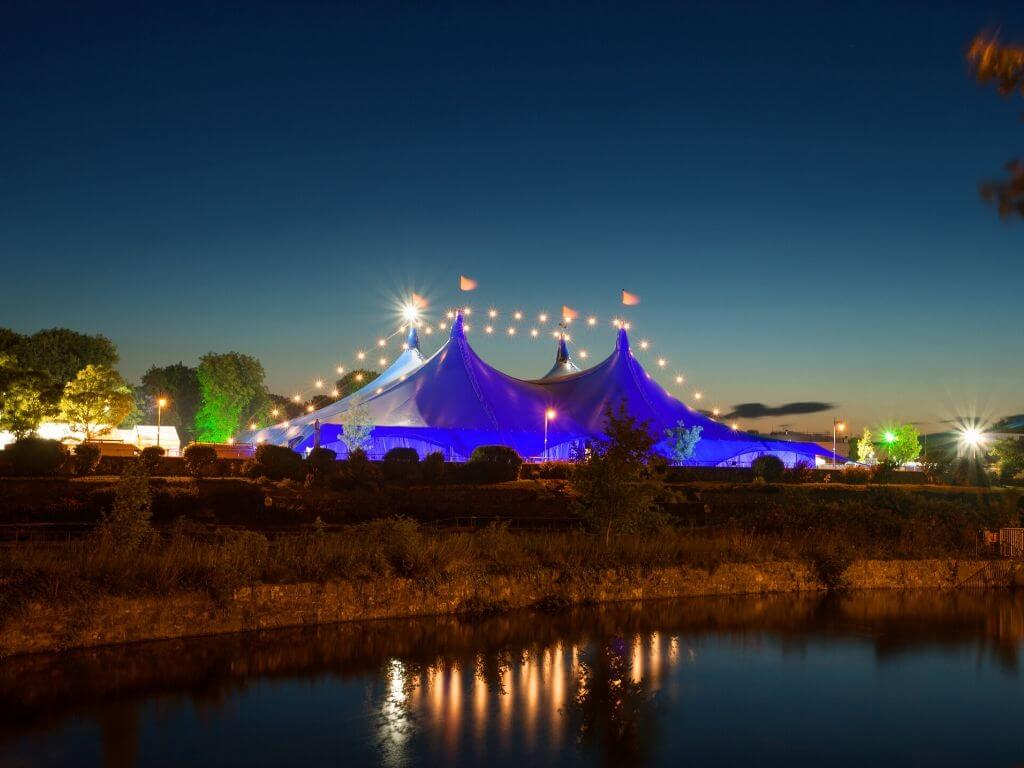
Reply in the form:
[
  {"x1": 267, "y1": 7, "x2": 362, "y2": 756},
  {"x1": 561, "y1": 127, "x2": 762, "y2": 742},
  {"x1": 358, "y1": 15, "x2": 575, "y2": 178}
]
[
  {"x1": 664, "y1": 421, "x2": 702, "y2": 463},
  {"x1": 991, "y1": 437, "x2": 1024, "y2": 482},
  {"x1": 98, "y1": 459, "x2": 154, "y2": 550},
  {"x1": 193, "y1": 352, "x2": 268, "y2": 442},
  {"x1": 0, "y1": 357, "x2": 61, "y2": 438},
  {"x1": 885, "y1": 424, "x2": 921, "y2": 466},
  {"x1": 572, "y1": 403, "x2": 667, "y2": 545},
  {"x1": 339, "y1": 403, "x2": 374, "y2": 453},
  {"x1": 968, "y1": 35, "x2": 1024, "y2": 218},
  {"x1": 59, "y1": 365, "x2": 134, "y2": 439},
  {"x1": 856, "y1": 427, "x2": 877, "y2": 465},
  {"x1": 139, "y1": 363, "x2": 201, "y2": 442},
  {"x1": 335, "y1": 369, "x2": 380, "y2": 399},
  {"x1": 10, "y1": 328, "x2": 119, "y2": 385}
]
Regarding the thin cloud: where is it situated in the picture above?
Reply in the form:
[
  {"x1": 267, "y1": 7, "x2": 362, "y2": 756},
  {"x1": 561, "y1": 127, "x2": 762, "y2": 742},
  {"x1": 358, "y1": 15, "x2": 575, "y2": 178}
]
[{"x1": 723, "y1": 402, "x2": 834, "y2": 420}]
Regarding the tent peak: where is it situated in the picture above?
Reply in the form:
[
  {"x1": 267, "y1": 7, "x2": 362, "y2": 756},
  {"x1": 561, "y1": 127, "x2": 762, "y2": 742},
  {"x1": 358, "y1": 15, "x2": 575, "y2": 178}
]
[
  {"x1": 450, "y1": 311, "x2": 466, "y2": 340},
  {"x1": 555, "y1": 335, "x2": 570, "y2": 364},
  {"x1": 616, "y1": 326, "x2": 630, "y2": 353},
  {"x1": 406, "y1": 324, "x2": 420, "y2": 351}
]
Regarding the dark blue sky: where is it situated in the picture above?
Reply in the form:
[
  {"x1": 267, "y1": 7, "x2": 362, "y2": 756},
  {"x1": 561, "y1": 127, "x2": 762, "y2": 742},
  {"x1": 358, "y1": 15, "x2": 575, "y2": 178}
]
[{"x1": 2, "y1": 1, "x2": 1021, "y2": 432}]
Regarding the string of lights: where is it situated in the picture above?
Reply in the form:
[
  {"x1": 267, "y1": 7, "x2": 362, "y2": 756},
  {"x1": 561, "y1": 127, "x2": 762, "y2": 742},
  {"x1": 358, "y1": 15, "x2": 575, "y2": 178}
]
[{"x1": 252, "y1": 296, "x2": 738, "y2": 432}]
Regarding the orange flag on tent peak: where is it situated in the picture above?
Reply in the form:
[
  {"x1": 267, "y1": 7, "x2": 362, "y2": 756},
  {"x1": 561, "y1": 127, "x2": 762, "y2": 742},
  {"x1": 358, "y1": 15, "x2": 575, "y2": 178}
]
[
  {"x1": 562, "y1": 305, "x2": 579, "y2": 322},
  {"x1": 411, "y1": 292, "x2": 428, "y2": 309},
  {"x1": 621, "y1": 289, "x2": 640, "y2": 306},
  {"x1": 460, "y1": 275, "x2": 478, "y2": 291}
]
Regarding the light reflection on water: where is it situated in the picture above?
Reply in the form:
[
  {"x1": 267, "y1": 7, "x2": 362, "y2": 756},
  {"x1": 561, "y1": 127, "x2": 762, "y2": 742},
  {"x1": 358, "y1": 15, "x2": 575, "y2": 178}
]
[{"x1": 4, "y1": 591, "x2": 1024, "y2": 767}]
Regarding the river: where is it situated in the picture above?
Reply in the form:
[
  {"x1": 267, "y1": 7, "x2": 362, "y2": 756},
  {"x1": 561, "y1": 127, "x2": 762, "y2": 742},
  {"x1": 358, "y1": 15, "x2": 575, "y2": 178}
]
[{"x1": 2, "y1": 590, "x2": 1024, "y2": 767}]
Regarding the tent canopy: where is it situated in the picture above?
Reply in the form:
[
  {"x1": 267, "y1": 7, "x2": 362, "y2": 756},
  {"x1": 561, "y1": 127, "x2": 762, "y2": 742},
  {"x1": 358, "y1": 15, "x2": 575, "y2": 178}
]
[{"x1": 262, "y1": 312, "x2": 841, "y2": 467}]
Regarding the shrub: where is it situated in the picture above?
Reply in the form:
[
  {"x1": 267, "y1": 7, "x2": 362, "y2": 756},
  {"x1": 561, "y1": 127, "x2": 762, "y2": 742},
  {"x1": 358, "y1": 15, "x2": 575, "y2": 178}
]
[
  {"x1": 344, "y1": 447, "x2": 380, "y2": 486},
  {"x1": 751, "y1": 455, "x2": 785, "y2": 483},
  {"x1": 246, "y1": 444, "x2": 305, "y2": 481},
  {"x1": 382, "y1": 447, "x2": 420, "y2": 481},
  {"x1": 140, "y1": 446, "x2": 166, "y2": 473},
  {"x1": 420, "y1": 451, "x2": 446, "y2": 483},
  {"x1": 785, "y1": 460, "x2": 814, "y2": 484},
  {"x1": 843, "y1": 466, "x2": 870, "y2": 484},
  {"x1": 96, "y1": 460, "x2": 155, "y2": 549},
  {"x1": 536, "y1": 461, "x2": 573, "y2": 480},
  {"x1": 5, "y1": 437, "x2": 66, "y2": 476},
  {"x1": 183, "y1": 444, "x2": 218, "y2": 478},
  {"x1": 356, "y1": 517, "x2": 425, "y2": 577},
  {"x1": 306, "y1": 447, "x2": 338, "y2": 483},
  {"x1": 72, "y1": 443, "x2": 102, "y2": 476},
  {"x1": 466, "y1": 445, "x2": 523, "y2": 483},
  {"x1": 871, "y1": 458, "x2": 898, "y2": 485}
]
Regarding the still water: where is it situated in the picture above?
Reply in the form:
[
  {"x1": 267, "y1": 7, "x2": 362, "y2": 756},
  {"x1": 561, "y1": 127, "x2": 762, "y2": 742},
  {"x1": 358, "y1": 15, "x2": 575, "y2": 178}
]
[{"x1": 3, "y1": 591, "x2": 1024, "y2": 767}]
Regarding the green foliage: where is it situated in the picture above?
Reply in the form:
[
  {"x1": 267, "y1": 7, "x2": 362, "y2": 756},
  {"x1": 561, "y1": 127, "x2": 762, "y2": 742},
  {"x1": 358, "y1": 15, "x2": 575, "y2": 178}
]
[
  {"x1": 335, "y1": 369, "x2": 380, "y2": 398},
  {"x1": 357, "y1": 517, "x2": 425, "y2": 577},
  {"x1": 856, "y1": 427, "x2": 876, "y2": 465},
  {"x1": 72, "y1": 443, "x2": 102, "y2": 476},
  {"x1": 0, "y1": 328, "x2": 118, "y2": 386},
  {"x1": 339, "y1": 403, "x2": 374, "y2": 454},
  {"x1": 194, "y1": 352, "x2": 268, "y2": 442},
  {"x1": 97, "y1": 460, "x2": 154, "y2": 549},
  {"x1": 246, "y1": 444, "x2": 304, "y2": 481},
  {"x1": 421, "y1": 451, "x2": 446, "y2": 483},
  {"x1": 751, "y1": 454, "x2": 785, "y2": 482},
  {"x1": 992, "y1": 438, "x2": 1024, "y2": 483},
  {"x1": 885, "y1": 424, "x2": 922, "y2": 466},
  {"x1": 4, "y1": 437, "x2": 66, "y2": 475},
  {"x1": 182, "y1": 444, "x2": 218, "y2": 478},
  {"x1": 664, "y1": 421, "x2": 702, "y2": 463},
  {"x1": 467, "y1": 445, "x2": 523, "y2": 483},
  {"x1": 139, "y1": 446, "x2": 166, "y2": 473},
  {"x1": 0, "y1": 355, "x2": 61, "y2": 438},
  {"x1": 382, "y1": 447, "x2": 420, "y2": 481},
  {"x1": 59, "y1": 364, "x2": 135, "y2": 439},
  {"x1": 139, "y1": 363, "x2": 201, "y2": 443},
  {"x1": 571, "y1": 403, "x2": 668, "y2": 544}
]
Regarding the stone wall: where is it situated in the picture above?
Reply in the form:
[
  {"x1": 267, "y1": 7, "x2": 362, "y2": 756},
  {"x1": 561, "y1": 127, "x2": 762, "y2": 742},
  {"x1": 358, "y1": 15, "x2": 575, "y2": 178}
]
[{"x1": 2, "y1": 559, "x2": 1017, "y2": 657}]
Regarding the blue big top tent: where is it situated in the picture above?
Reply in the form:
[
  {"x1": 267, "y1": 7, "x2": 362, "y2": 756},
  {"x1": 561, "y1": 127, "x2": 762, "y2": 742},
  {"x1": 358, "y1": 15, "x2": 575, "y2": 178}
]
[{"x1": 245, "y1": 312, "x2": 841, "y2": 467}]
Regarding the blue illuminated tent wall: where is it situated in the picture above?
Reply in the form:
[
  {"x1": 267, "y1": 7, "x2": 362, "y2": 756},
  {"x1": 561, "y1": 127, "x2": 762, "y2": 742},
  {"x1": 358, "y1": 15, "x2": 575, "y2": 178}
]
[{"x1": 242, "y1": 312, "x2": 842, "y2": 467}]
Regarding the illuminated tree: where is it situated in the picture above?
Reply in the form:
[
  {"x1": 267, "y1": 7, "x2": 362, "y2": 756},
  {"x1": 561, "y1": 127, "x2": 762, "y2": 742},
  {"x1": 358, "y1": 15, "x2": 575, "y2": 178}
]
[
  {"x1": 992, "y1": 438, "x2": 1024, "y2": 482},
  {"x1": 856, "y1": 427, "x2": 877, "y2": 465},
  {"x1": 885, "y1": 424, "x2": 922, "y2": 466},
  {"x1": 0, "y1": 355, "x2": 61, "y2": 438},
  {"x1": 968, "y1": 35, "x2": 1024, "y2": 218},
  {"x1": 339, "y1": 403, "x2": 374, "y2": 453},
  {"x1": 664, "y1": 420, "x2": 702, "y2": 463},
  {"x1": 194, "y1": 352, "x2": 268, "y2": 442},
  {"x1": 60, "y1": 364, "x2": 135, "y2": 439}
]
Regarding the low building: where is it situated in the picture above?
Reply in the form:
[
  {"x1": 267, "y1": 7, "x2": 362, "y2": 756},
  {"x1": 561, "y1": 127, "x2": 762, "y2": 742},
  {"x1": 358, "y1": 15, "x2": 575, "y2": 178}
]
[{"x1": 0, "y1": 423, "x2": 181, "y2": 456}]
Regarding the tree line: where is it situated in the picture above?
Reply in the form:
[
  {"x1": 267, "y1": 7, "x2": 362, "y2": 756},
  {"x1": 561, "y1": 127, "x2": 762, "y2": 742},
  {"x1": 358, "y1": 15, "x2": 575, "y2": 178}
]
[{"x1": 0, "y1": 327, "x2": 380, "y2": 444}]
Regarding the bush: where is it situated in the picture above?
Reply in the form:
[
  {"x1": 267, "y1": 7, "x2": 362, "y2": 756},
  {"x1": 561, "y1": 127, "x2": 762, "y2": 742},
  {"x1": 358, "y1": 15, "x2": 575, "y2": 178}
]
[
  {"x1": 751, "y1": 455, "x2": 785, "y2": 483},
  {"x1": 183, "y1": 444, "x2": 218, "y2": 478},
  {"x1": 72, "y1": 443, "x2": 102, "y2": 476},
  {"x1": 5, "y1": 437, "x2": 66, "y2": 476},
  {"x1": 356, "y1": 517, "x2": 425, "y2": 577},
  {"x1": 306, "y1": 447, "x2": 338, "y2": 483},
  {"x1": 871, "y1": 458, "x2": 898, "y2": 485},
  {"x1": 466, "y1": 445, "x2": 523, "y2": 483},
  {"x1": 140, "y1": 446, "x2": 166, "y2": 473},
  {"x1": 382, "y1": 447, "x2": 420, "y2": 482},
  {"x1": 96, "y1": 460, "x2": 155, "y2": 549},
  {"x1": 843, "y1": 466, "x2": 870, "y2": 484},
  {"x1": 785, "y1": 460, "x2": 814, "y2": 484},
  {"x1": 343, "y1": 447, "x2": 380, "y2": 486},
  {"x1": 420, "y1": 451, "x2": 446, "y2": 483},
  {"x1": 246, "y1": 444, "x2": 305, "y2": 481}
]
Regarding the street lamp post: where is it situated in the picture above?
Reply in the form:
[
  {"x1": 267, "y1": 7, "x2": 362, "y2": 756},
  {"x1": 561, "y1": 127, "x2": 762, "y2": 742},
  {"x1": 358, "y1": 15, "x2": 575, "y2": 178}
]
[
  {"x1": 156, "y1": 397, "x2": 168, "y2": 449},
  {"x1": 544, "y1": 408, "x2": 556, "y2": 460},
  {"x1": 832, "y1": 418, "x2": 846, "y2": 468}
]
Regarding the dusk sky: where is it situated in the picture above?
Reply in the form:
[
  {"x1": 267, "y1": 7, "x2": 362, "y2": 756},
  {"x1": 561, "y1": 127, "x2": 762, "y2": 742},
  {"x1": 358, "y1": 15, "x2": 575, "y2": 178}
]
[{"x1": 2, "y1": 1, "x2": 1022, "y2": 433}]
